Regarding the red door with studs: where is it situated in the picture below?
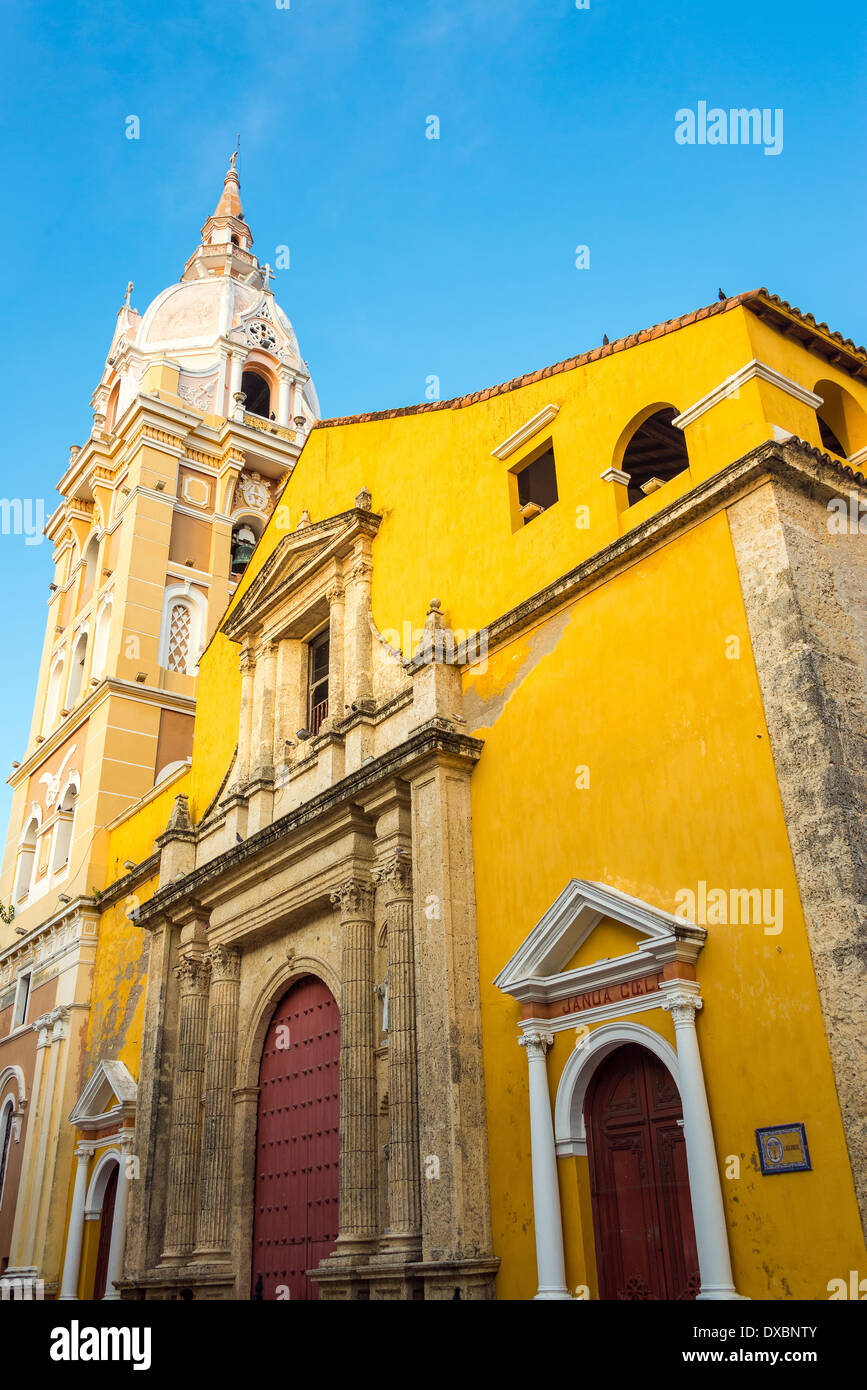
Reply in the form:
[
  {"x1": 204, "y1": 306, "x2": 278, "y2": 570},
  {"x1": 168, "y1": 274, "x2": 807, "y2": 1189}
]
[
  {"x1": 251, "y1": 976, "x2": 340, "y2": 1300},
  {"x1": 586, "y1": 1044, "x2": 700, "y2": 1300}
]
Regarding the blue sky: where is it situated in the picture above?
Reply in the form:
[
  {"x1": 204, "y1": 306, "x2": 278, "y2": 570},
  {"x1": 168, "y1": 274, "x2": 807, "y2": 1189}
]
[{"x1": 0, "y1": 0, "x2": 864, "y2": 830}]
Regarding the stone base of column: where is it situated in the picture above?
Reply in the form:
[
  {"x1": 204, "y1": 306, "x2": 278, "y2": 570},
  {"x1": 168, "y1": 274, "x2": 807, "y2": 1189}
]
[
  {"x1": 697, "y1": 1285, "x2": 749, "y2": 1300},
  {"x1": 321, "y1": 1233, "x2": 378, "y2": 1263},
  {"x1": 368, "y1": 1232, "x2": 422, "y2": 1263},
  {"x1": 534, "y1": 1286, "x2": 573, "y2": 1301},
  {"x1": 311, "y1": 1255, "x2": 499, "y2": 1301}
]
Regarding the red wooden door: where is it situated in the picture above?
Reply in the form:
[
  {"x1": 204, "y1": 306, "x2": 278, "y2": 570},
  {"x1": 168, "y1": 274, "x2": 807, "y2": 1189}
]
[
  {"x1": 93, "y1": 1163, "x2": 118, "y2": 1300},
  {"x1": 586, "y1": 1044, "x2": 699, "y2": 1300},
  {"x1": 251, "y1": 976, "x2": 340, "y2": 1300}
]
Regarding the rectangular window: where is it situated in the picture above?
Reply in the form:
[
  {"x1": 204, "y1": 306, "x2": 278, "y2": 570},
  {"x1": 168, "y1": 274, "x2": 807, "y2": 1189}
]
[
  {"x1": 308, "y1": 629, "x2": 330, "y2": 735},
  {"x1": 516, "y1": 446, "x2": 558, "y2": 523},
  {"x1": 12, "y1": 973, "x2": 31, "y2": 1029}
]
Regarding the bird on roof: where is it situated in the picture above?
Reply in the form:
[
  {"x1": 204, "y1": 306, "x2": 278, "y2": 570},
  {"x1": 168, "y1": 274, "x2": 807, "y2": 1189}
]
[
  {"x1": 602, "y1": 334, "x2": 610, "y2": 345},
  {"x1": 718, "y1": 288, "x2": 727, "y2": 301}
]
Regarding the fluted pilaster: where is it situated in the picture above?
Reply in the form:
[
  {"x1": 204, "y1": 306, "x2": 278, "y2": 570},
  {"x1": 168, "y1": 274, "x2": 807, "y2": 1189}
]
[
  {"x1": 195, "y1": 944, "x2": 241, "y2": 1258},
  {"x1": 374, "y1": 849, "x2": 421, "y2": 1255},
  {"x1": 330, "y1": 877, "x2": 378, "y2": 1255},
  {"x1": 162, "y1": 955, "x2": 210, "y2": 1260}
]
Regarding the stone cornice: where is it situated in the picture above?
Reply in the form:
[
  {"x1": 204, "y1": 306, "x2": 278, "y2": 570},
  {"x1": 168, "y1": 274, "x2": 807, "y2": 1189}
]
[
  {"x1": 134, "y1": 720, "x2": 483, "y2": 927},
  {"x1": 672, "y1": 359, "x2": 823, "y2": 430},
  {"x1": 458, "y1": 437, "x2": 867, "y2": 667}
]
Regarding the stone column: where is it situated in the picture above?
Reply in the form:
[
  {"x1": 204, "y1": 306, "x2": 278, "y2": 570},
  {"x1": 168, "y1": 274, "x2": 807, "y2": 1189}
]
[
  {"x1": 251, "y1": 639, "x2": 277, "y2": 780},
  {"x1": 103, "y1": 1142, "x2": 132, "y2": 1300},
  {"x1": 162, "y1": 955, "x2": 210, "y2": 1260},
  {"x1": 374, "y1": 850, "x2": 421, "y2": 1257},
  {"x1": 228, "y1": 352, "x2": 243, "y2": 403},
  {"x1": 195, "y1": 944, "x2": 242, "y2": 1260},
  {"x1": 344, "y1": 557, "x2": 373, "y2": 707},
  {"x1": 325, "y1": 585, "x2": 345, "y2": 728},
  {"x1": 329, "y1": 878, "x2": 378, "y2": 1257},
  {"x1": 58, "y1": 1147, "x2": 90, "y2": 1299},
  {"x1": 277, "y1": 371, "x2": 291, "y2": 426},
  {"x1": 661, "y1": 984, "x2": 744, "y2": 1300},
  {"x1": 234, "y1": 638, "x2": 257, "y2": 786},
  {"x1": 519, "y1": 1029, "x2": 571, "y2": 1300}
]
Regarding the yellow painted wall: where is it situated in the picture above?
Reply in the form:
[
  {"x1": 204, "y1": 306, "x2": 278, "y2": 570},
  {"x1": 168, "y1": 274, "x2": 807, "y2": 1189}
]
[{"x1": 467, "y1": 511, "x2": 866, "y2": 1299}]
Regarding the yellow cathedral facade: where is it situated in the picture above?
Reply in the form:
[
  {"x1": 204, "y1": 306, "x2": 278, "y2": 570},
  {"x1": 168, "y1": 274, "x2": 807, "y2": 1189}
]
[{"x1": 0, "y1": 158, "x2": 865, "y2": 1302}]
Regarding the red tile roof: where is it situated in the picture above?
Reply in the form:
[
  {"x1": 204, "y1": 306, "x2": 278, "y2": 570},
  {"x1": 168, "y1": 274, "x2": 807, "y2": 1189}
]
[{"x1": 314, "y1": 289, "x2": 867, "y2": 430}]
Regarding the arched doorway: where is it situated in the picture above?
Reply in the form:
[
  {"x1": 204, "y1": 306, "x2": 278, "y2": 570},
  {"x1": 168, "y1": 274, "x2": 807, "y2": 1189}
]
[
  {"x1": 251, "y1": 975, "x2": 340, "y2": 1300},
  {"x1": 586, "y1": 1043, "x2": 699, "y2": 1300},
  {"x1": 92, "y1": 1163, "x2": 118, "y2": 1300}
]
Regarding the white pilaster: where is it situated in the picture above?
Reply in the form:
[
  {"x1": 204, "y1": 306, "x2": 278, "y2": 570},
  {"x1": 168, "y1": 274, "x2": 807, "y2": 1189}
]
[
  {"x1": 102, "y1": 1146, "x2": 131, "y2": 1300},
  {"x1": 518, "y1": 1028, "x2": 571, "y2": 1300},
  {"x1": 660, "y1": 983, "x2": 745, "y2": 1300},
  {"x1": 58, "y1": 1147, "x2": 90, "y2": 1300}
]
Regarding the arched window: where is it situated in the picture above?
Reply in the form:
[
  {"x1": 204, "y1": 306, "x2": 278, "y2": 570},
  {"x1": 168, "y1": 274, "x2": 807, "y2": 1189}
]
[
  {"x1": 230, "y1": 522, "x2": 259, "y2": 577},
  {"x1": 43, "y1": 653, "x2": 65, "y2": 734},
  {"x1": 0, "y1": 1097, "x2": 15, "y2": 1208},
  {"x1": 52, "y1": 782, "x2": 78, "y2": 874},
  {"x1": 13, "y1": 816, "x2": 39, "y2": 903},
  {"x1": 80, "y1": 536, "x2": 99, "y2": 605},
  {"x1": 158, "y1": 585, "x2": 205, "y2": 675},
  {"x1": 167, "y1": 601, "x2": 192, "y2": 674},
  {"x1": 814, "y1": 380, "x2": 867, "y2": 461},
  {"x1": 241, "y1": 370, "x2": 272, "y2": 419},
  {"x1": 618, "y1": 406, "x2": 690, "y2": 506},
  {"x1": 66, "y1": 630, "x2": 88, "y2": 707},
  {"x1": 92, "y1": 599, "x2": 112, "y2": 680},
  {"x1": 105, "y1": 382, "x2": 120, "y2": 432}
]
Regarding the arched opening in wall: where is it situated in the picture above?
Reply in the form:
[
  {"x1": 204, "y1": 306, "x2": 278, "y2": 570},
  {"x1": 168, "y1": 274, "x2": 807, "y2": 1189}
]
[
  {"x1": 51, "y1": 784, "x2": 77, "y2": 874},
  {"x1": 92, "y1": 600, "x2": 112, "y2": 680},
  {"x1": 13, "y1": 818, "x2": 38, "y2": 902},
  {"x1": 814, "y1": 380, "x2": 867, "y2": 461},
  {"x1": 241, "y1": 370, "x2": 272, "y2": 420},
  {"x1": 92, "y1": 1162, "x2": 119, "y2": 1300},
  {"x1": 230, "y1": 520, "x2": 261, "y2": 577},
  {"x1": 618, "y1": 406, "x2": 689, "y2": 506},
  {"x1": 105, "y1": 382, "x2": 120, "y2": 432},
  {"x1": 0, "y1": 1096, "x2": 14, "y2": 1208},
  {"x1": 66, "y1": 631, "x2": 88, "y2": 707},
  {"x1": 251, "y1": 976, "x2": 340, "y2": 1300},
  {"x1": 43, "y1": 656, "x2": 65, "y2": 735},
  {"x1": 81, "y1": 536, "x2": 99, "y2": 603},
  {"x1": 585, "y1": 1043, "x2": 699, "y2": 1300},
  {"x1": 166, "y1": 600, "x2": 193, "y2": 674}
]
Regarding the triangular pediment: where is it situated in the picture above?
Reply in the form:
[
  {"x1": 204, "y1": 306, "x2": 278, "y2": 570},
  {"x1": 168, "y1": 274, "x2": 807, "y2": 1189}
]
[
  {"x1": 69, "y1": 1060, "x2": 137, "y2": 1132},
  {"x1": 494, "y1": 879, "x2": 706, "y2": 1005},
  {"x1": 223, "y1": 504, "x2": 381, "y2": 641}
]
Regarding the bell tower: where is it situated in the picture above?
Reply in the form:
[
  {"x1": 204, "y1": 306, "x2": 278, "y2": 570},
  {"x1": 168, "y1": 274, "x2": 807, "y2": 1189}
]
[{"x1": 0, "y1": 156, "x2": 320, "y2": 934}]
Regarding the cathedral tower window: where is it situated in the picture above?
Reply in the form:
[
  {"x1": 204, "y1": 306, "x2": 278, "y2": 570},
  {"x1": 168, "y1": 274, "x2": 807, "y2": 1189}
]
[
  {"x1": 230, "y1": 522, "x2": 259, "y2": 576},
  {"x1": 308, "y1": 629, "x2": 330, "y2": 735},
  {"x1": 813, "y1": 380, "x2": 867, "y2": 461},
  {"x1": 13, "y1": 818, "x2": 38, "y2": 903},
  {"x1": 66, "y1": 631, "x2": 88, "y2": 707},
  {"x1": 241, "y1": 370, "x2": 271, "y2": 419},
  {"x1": 158, "y1": 585, "x2": 206, "y2": 676},
  {"x1": 167, "y1": 601, "x2": 192, "y2": 674},
  {"x1": 619, "y1": 406, "x2": 690, "y2": 506},
  {"x1": 80, "y1": 536, "x2": 99, "y2": 608},
  {"x1": 51, "y1": 783, "x2": 78, "y2": 874},
  {"x1": 92, "y1": 598, "x2": 112, "y2": 679},
  {"x1": 0, "y1": 1097, "x2": 14, "y2": 1205},
  {"x1": 43, "y1": 653, "x2": 65, "y2": 734}
]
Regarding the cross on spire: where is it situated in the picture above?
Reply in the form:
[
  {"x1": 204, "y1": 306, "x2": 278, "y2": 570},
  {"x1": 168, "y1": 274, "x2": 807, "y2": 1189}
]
[{"x1": 261, "y1": 263, "x2": 275, "y2": 291}]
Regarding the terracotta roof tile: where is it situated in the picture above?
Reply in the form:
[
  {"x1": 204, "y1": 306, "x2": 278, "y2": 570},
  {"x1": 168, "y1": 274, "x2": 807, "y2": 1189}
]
[{"x1": 314, "y1": 289, "x2": 867, "y2": 431}]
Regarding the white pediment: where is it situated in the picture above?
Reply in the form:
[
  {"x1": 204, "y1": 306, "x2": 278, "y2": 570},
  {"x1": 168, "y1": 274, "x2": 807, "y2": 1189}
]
[
  {"x1": 69, "y1": 1060, "x2": 137, "y2": 1132},
  {"x1": 494, "y1": 879, "x2": 705, "y2": 1005}
]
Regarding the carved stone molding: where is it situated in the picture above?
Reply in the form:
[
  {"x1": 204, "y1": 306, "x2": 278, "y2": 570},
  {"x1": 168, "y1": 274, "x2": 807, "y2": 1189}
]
[
  {"x1": 373, "y1": 849, "x2": 412, "y2": 899},
  {"x1": 174, "y1": 956, "x2": 211, "y2": 996}
]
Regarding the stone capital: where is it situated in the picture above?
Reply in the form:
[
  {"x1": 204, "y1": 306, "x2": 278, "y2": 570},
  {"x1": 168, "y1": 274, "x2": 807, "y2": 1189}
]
[
  {"x1": 373, "y1": 849, "x2": 413, "y2": 900},
  {"x1": 206, "y1": 943, "x2": 241, "y2": 983},
  {"x1": 174, "y1": 955, "x2": 211, "y2": 995},
  {"x1": 661, "y1": 988, "x2": 703, "y2": 1028},
  {"x1": 518, "y1": 1028, "x2": 554, "y2": 1061},
  {"x1": 330, "y1": 878, "x2": 375, "y2": 920}
]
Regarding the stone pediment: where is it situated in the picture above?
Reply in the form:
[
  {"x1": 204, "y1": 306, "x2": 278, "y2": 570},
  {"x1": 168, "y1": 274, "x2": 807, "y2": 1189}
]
[
  {"x1": 69, "y1": 1060, "x2": 137, "y2": 1132},
  {"x1": 494, "y1": 879, "x2": 705, "y2": 1006},
  {"x1": 223, "y1": 503, "x2": 382, "y2": 642}
]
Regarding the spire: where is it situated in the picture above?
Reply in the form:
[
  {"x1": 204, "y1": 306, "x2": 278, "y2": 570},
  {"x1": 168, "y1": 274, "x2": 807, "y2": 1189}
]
[{"x1": 213, "y1": 151, "x2": 243, "y2": 221}]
